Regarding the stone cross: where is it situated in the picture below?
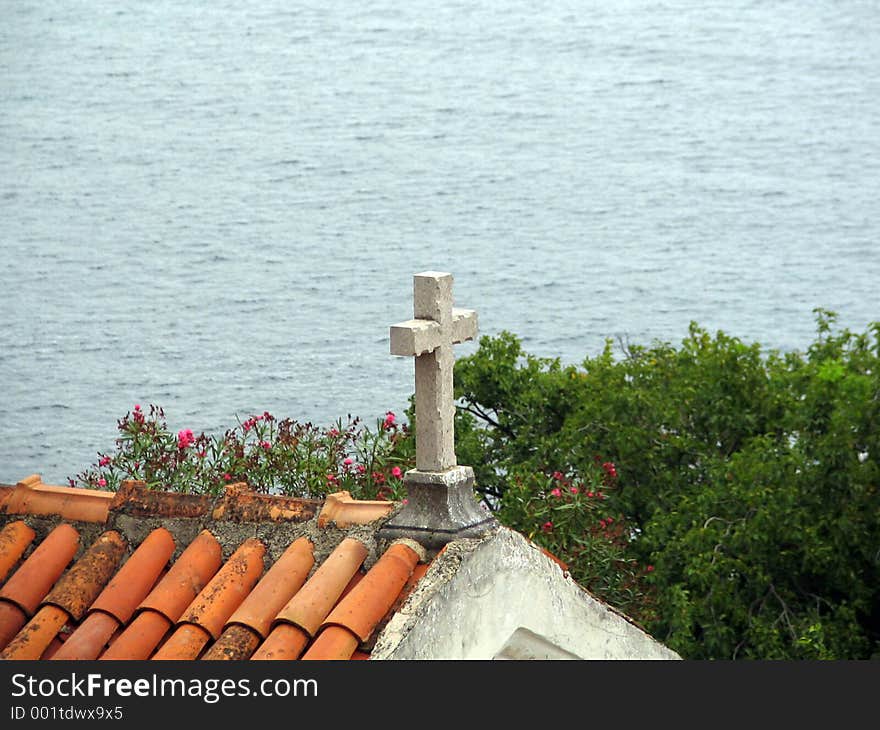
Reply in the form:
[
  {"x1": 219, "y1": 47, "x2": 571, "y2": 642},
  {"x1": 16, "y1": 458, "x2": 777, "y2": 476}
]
[{"x1": 390, "y1": 271, "x2": 477, "y2": 472}]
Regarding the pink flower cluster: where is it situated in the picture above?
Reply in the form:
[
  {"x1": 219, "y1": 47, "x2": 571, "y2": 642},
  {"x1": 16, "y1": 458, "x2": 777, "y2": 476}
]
[
  {"x1": 382, "y1": 411, "x2": 396, "y2": 430},
  {"x1": 242, "y1": 412, "x2": 272, "y2": 433},
  {"x1": 177, "y1": 428, "x2": 195, "y2": 449}
]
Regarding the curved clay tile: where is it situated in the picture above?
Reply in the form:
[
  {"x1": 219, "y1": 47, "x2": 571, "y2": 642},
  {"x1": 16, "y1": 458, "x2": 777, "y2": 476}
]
[
  {"x1": 300, "y1": 625, "x2": 360, "y2": 660},
  {"x1": 97, "y1": 530, "x2": 222, "y2": 660},
  {"x1": 51, "y1": 528, "x2": 175, "y2": 660},
  {"x1": 0, "y1": 523, "x2": 79, "y2": 650},
  {"x1": 0, "y1": 603, "x2": 29, "y2": 653},
  {"x1": 136, "y1": 530, "x2": 222, "y2": 623},
  {"x1": 5, "y1": 477, "x2": 113, "y2": 523},
  {"x1": 176, "y1": 537, "x2": 265, "y2": 640},
  {"x1": 50, "y1": 610, "x2": 119, "y2": 661},
  {"x1": 249, "y1": 623, "x2": 311, "y2": 661},
  {"x1": 320, "y1": 541, "x2": 422, "y2": 643},
  {"x1": 151, "y1": 623, "x2": 213, "y2": 661},
  {"x1": 0, "y1": 605, "x2": 70, "y2": 660},
  {"x1": 317, "y1": 491, "x2": 395, "y2": 528},
  {"x1": 272, "y1": 537, "x2": 368, "y2": 637},
  {"x1": 224, "y1": 536, "x2": 314, "y2": 639},
  {"x1": 0, "y1": 523, "x2": 79, "y2": 616},
  {"x1": 201, "y1": 623, "x2": 262, "y2": 661},
  {"x1": 98, "y1": 610, "x2": 172, "y2": 661},
  {"x1": 41, "y1": 531, "x2": 127, "y2": 622},
  {"x1": 89, "y1": 527, "x2": 175, "y2": 624},
  {"x1": 151, "y1": 538, "x2": 265, "y2": 660},
  {"x1": 1, "y1": 531, "x2": 127, "y2": 660},
  {"x1": 0, "y1": 520, "x2": 36, "y2": 583}
]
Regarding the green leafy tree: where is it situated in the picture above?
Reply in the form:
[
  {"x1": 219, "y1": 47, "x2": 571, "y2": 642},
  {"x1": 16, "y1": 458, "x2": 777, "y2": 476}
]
[{"x1": 452, "y1": 310, "x2": 879, "y2": 659}]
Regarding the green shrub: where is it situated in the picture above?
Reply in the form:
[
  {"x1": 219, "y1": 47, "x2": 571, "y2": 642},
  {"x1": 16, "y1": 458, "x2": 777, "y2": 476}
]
[{"x1": 453, "y1": 310, "x2": 879, "y2": 659}]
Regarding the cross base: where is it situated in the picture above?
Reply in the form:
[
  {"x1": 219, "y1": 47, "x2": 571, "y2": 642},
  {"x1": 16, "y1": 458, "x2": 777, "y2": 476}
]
[{"x1": 378, "y1": 466, "x2": 498, "y2": 550}]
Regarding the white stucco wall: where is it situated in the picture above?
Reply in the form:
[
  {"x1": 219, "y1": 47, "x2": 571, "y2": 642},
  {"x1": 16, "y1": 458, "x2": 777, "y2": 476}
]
[{"x1": 372, "y1": 526, "x2": 680, "y2": 660}]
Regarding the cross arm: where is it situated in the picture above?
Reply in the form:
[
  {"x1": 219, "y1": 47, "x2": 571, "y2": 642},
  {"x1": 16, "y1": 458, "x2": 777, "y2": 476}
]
[
  {"x1": 452, "y1": 308, "x2": 478, "y2": 344},
  {"x1": 390, "y1": 318, "x2": 442, "y2": 357}
]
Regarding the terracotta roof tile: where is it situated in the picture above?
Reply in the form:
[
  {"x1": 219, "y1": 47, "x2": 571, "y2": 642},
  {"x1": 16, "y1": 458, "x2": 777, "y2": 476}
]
[
  {"x1": 50, "y1": 610, "x2": 119, "y2": 661},
  {"x1": 136, "y1": 530, "x2": 223, "y2": 622},
  {"x1": 2, "y1": 475, "x2": 112, "y2": 523},
  {"x1": 1, "y1": 604, "x2": 71, "y2": 660},
  {"x1": 51, "y1": 528, "x2": 175, "y2": 660},
  {"x1": 174, "y1": 538, "x2": 266, "y2": 640},
  {"x1": 212, "y1": 483, "x2": 321, "y2": 523},
  {"x1": 318, "y1": 491, "x2": 395, "y2": 528},
  {"x1": 224, "y1": 536, "x2": 314, "y2": 639},
  {"x1": 0, "y1": 479, "x2": 434, "y2": 661},
  {"x1": 249, "y1": 623, "x2": 310, "y2": 661},
  {"x1": 0, "y1": 520, "x2": 36, "y2": 583},
  {"x1": 320, "y1": 540, "x2": 422, "y2": 643},
  {"x1": 99, "y1": 530, "x2": 222, "y2": 660},
  {"x1": 99, "y1": 611, "x2": 171, "y2": 661},
  {"x1": 151, "y1": 538, "x2": 265, "y2": 660},
  {"x1": 300, "y1": 625, "x2": 361, "y2": 660},
  {"x1": 271, "y1": 537, "x2": 368, "y2": 637},
  {"x1": 0, "y1": 523, "x2": 80, "y2": 650},
  {"x1": 201, "y1": 536, "x2": 315, "y2": 661},
  {"x1": 201, "y1": 623, "x2": 263, "y2": 661},
  {"x1": 41, "y1": 531, "x2": 127, "y2": 621},
  {"x1": 1, "y1": 531, "x2": 127, "y2": 660}
]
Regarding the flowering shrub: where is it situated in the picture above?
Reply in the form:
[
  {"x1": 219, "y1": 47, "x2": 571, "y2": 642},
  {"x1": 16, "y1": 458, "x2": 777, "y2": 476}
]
[
  {"x1": 496, "y1": 460, "x2": 655, "y2": 625},
  {"x1": 72, "y1": 405, "x2": 413, "y2": 501}
]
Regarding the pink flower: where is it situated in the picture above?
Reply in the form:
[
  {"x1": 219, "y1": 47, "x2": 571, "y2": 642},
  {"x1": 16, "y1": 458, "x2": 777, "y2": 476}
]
[
  {"x1": 570, "y1": 486, "x2": 579, "y2": 495},
  {"x1": 177, "y1": 429, "x2": 195, "y2": 449},
  {"x1": 133, "y1": 404, "x2": 141, "y2": 412},
  {"x1": 391, "y1": 466, "x2": 402, "y2": 478},
  {"x1": 541, "y1": 521, "x2": 553, "y2": 533},
  {"x1": 260, "y1": 440, "x2": 271, "y2": 450},
  {"x1": 549, "y1": 487, "x2": 562, "y2": 498},
  {"x1": 602, "y1": 461, "x2": 618, "y2": 478},
  {"x1": 606, "y1": 516, "x2": 614, "y2": 524},
  {"x1": 599, "y1": 519, "x2": 606, "y2": 528},
  {"x1": 646, "y1": 565, "x2": 654, "y2": 573},
  {"x1": 99, "y1": 456, "x2": 111, "y2": 467},
  {"x1": 343, "y1": 457, "x2": 353, "y2": 466},
  {"x1": 328, "y1": 428, "x2": 339, "y2": 437},
  {"x1": 326, "y1": 473, "x2": 337, "y2": 483},
  {"x1": 587, "y1": 491, "x2": 594, "y2": 498},
  {"x1": 357, "y1": 464, "x2": 366, "y2": 474},
  {"x1": 383, "y1": 411, "x2": 396, "y2": 429},
  {"x1": 224, "y1": 473, "x2": 232, "y2": 481},
  {"x1": 97, "y1": 478, "x2": 107, "y2": 487}
]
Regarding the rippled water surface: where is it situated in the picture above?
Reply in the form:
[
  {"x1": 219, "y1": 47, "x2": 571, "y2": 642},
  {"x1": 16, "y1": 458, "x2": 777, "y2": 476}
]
[{"x1": 2, "y1": 1, "x2": 878, "y2": 484}]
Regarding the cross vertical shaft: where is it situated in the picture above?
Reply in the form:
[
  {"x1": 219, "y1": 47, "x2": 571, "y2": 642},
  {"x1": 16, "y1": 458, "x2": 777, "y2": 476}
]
[{"x1": 390, "y1": 271, "x2": 477, "y2": 472}]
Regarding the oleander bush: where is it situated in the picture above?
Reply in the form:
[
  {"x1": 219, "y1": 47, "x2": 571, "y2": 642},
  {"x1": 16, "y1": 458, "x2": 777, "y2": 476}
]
[{"x1": 73, "y1": 406, "x2": 412, "y2": 502}]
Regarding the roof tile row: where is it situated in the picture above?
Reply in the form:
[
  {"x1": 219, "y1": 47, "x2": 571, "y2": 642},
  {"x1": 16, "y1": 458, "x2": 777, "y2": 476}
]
[{"x1": 0, "y1": 482, "x2": 425, "y2": 661}]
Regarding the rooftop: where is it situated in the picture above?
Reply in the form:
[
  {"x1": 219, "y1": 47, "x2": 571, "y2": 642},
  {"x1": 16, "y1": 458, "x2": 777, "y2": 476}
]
[{"x1": 0, "y1": 474, "x2": 429, "y2": 661}]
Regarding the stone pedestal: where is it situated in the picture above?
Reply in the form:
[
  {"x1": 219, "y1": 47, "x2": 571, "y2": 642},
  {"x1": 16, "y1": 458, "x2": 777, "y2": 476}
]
[{"x1": 379, "y1": 466, "x2": 498, "y2": 550}]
